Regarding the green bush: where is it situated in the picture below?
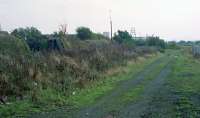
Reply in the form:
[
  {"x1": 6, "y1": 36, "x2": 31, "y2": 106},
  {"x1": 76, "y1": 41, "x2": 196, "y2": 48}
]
[
  {"x1": 113, "y1": 30, "x2": 133, "y2": 44},
  {"x1": 11, "y1": 27, "x2": 48, "y2": 51},
  {"x1": 76, "y1": 27, "x2": 93, "y2": 40},
  {"x1": 0, "y1": 32, "x2": 30, "y2": 55},
  {"x1": 146, "y1": 36, "x2": 166, "y2": 49}
]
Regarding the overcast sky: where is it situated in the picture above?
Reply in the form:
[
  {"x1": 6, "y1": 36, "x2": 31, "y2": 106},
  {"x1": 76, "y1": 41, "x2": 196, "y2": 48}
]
[{"x1": 0, "y1": 0, "x2": 200, "y2": 41}]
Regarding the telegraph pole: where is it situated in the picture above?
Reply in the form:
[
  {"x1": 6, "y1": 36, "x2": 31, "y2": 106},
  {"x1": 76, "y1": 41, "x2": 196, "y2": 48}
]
[{"x1": 109, "y1": 10, "x2": 113, "y2": 40}]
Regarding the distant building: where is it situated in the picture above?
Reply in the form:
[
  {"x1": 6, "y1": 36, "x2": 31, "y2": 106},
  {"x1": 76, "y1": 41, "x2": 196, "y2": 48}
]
[{"x1": 103, "y1": 32, "x2": 110, "y2": 38}]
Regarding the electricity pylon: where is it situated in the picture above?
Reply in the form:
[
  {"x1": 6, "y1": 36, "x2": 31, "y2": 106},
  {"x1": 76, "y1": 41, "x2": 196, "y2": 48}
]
[{"x1": 130, "y1": 27, "x2": 136, "y2": 38}]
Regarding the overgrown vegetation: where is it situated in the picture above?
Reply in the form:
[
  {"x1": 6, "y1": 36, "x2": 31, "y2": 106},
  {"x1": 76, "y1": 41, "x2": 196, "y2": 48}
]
[
  {"x1": 11, "y1": 27, "x2": 48, "y2": 51},
  {"x1": 67, "y1": 54, "x2": 163, "y2": 108},
  {"x1": 0, "y1": 26, "x2": 167, "y2": 117},
  {"x1": 113, "y1": 30, "x2": 167, "y2": 52},
  {"x1": 76, "y1": 27, "x2": 93, "y2": 40}
]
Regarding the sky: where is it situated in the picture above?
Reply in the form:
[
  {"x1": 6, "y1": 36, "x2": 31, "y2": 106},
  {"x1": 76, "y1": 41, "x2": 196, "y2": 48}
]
[{"x1": 0, "y1": 0, "x2": 200, "y2": 41}]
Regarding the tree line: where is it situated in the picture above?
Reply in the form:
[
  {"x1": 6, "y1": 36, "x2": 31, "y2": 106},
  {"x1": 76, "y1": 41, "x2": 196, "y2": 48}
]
[{"x1": 10, "y1": 26, "x2": 167, "y2": 52}]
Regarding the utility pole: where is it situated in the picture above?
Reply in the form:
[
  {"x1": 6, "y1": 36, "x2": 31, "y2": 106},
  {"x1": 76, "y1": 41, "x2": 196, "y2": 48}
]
[
  {"x1": 109, "y1": 10, "x2": 113, "y2": 40},
  {"x1": 0, "y1": 24, "x2": 2, "y2": 31}
]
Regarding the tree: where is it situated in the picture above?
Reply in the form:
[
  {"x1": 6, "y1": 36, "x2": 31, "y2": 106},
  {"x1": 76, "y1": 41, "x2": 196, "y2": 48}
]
[
  {"x1": 113, "y1": 30, "x2": 133, "y2": 44},
  {"x1": 11, "y1": 27, "x2": 47, "y2": 51},
  {"x1": 168, "y1": 41, "x2": 179, "y2": 49},
  {"x1": 12, "y1": 27, "x2": 42, "y2": 39},
  {"x1": 146, "y1": 36, "x2": 166, "y2": 49},
  {"x1": 76, "y1": 27, "x2": 93, "y2": 40}
]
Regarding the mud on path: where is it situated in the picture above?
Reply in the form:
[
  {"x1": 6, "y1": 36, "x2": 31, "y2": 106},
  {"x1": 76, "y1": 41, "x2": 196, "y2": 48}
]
[{"x1": 28, "y1": 54, "x2": 175, "y2": 118}]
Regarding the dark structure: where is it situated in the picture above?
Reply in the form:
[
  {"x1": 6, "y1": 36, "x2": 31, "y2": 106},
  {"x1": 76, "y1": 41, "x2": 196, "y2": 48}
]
[{"x1": 47, "y1": 37, "x2": 64, "y2": 51}]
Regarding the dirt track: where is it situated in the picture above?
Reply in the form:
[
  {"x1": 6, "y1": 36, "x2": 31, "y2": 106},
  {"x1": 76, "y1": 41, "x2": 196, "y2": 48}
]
[
  {"x1": 117, "y1": 62, "x2": 175, "y2": 118},
  {"x1": 28, "y1": 54, "x2": 176, "y2": 118}
]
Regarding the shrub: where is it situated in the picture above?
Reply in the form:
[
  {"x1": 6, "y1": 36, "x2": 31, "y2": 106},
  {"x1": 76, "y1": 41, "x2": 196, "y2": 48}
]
[
  {"x1": 146, "y1": 36, "x2": 166, "y2": 49},
  {"x1": 113, "y1": 30, "x2": 133, "y2": 44},
  {"x1": 76, "y1": 27, "x2": 93, "y2": 40},
  {"x1": 11, "y1": 27, "x2": 48, "y2": 51}
]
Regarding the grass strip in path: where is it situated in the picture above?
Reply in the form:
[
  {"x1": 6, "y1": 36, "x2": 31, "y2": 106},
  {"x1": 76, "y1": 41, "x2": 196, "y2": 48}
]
[
  {"x1": 117, "y1": 58, "x2": 173, "y2": 118},
  {"x1": 69, "y1": 54, "x2": 169, "y2": 118}
]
